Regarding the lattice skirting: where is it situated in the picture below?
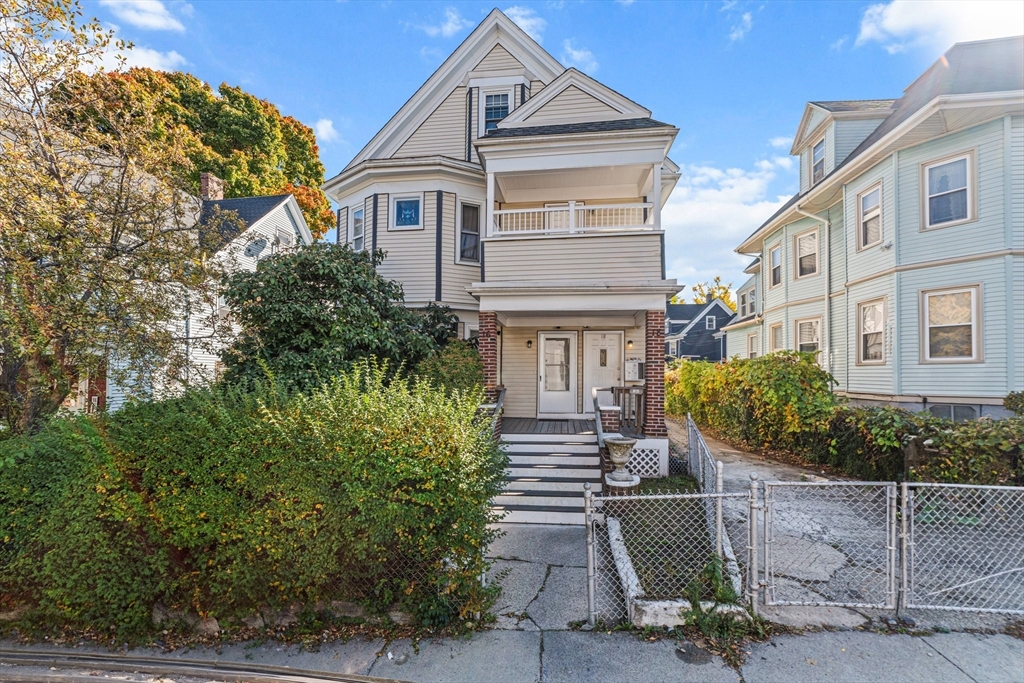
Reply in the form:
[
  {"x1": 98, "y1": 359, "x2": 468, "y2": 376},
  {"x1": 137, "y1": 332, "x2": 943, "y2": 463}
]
[{"x1": 626, "y1": 438, "x2": 669, "y2": 478}]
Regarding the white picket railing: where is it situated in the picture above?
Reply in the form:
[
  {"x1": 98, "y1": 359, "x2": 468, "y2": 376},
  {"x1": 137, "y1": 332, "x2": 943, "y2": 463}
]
[{"x1": 490, "y1": 202, "x2": 654, "y2": 237}]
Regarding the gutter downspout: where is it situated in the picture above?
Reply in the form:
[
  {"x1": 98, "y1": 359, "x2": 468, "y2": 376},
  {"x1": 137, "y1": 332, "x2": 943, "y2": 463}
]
[{"x1": 794, "y1": 205, "x2": 831, "y2": 373}]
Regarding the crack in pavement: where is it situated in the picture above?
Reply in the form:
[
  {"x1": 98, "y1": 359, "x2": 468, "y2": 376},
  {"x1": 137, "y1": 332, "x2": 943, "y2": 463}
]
[{"x1": 922, "y1": 637, "x2": 979, "y2": 683}]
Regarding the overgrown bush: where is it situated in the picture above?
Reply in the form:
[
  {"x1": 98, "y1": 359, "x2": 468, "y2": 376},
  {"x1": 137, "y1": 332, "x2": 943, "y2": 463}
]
[
  {"x1": 666, "y1": 354, "x2": 1023, "y2": 484},
  {"x1": 1005, "y1": 391, "x2": 1024, "y2": 417},
  {"x1": 0, "y1": 362, "x2": 506, "y2": 635},
  {"x1": 414, "y1": 340, "x2": 483, "y2": 396}
]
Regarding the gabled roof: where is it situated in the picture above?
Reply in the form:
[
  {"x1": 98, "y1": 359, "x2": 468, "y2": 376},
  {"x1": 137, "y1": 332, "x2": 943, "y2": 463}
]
[
  {"x1": 666, "y1": 299, "x2": 736, "y2": 339},
  {"x1": 496, "y1": 67, "x2": 650, "y2": 128},
  {"x1": 809, "y1": 100, "x2": 896, "y2": 113},
  {"x1": 484, "y1": 117, "x2": 670, "y2": 138},
  {"x1": 665, "y1": 303, "x2": 705, "y2": 321},
  {"x1": 200, "y1": 194, "x2": 311, "y2": 252},
  {"x1": 341, "y1": 9, "x2": 564, "y2": 170}
]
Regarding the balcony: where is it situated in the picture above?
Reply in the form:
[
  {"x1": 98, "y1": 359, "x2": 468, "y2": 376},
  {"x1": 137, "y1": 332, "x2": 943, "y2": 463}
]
[{"x1": 489, "y1": 202, "x2": 655, "y2": 238}]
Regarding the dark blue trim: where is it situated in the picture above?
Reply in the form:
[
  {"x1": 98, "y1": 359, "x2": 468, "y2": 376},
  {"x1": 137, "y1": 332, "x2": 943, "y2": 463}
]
[
  {"x1": 336, "y1": 208, "x2": 342, "y2": 244},
  {"x1": 466, "y1": 88, "x2": 473, "y2": 162},
  {"x1": 435, "y1": 191, "x2": 443, "y2": 302},
  {"x1": 480, "y1": 241, "x2": 485, "y2": 282}
]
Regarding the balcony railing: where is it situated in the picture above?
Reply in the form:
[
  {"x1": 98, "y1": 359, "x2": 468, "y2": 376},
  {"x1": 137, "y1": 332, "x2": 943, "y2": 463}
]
[{"x1": 489, "y1": 202, "x2": 654, "y2": 237}]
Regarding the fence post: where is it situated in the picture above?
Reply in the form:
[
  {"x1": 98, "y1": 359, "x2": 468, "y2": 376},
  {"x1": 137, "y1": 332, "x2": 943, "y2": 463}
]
[
  {"x1": 899, "y1": 481, "x2": 909, "y2": 614},
  {"x1": 747, "y1": 473, "x2": 761, "y2": 615},
  {"x1": 716, "y1": 460, "x2": 724, "y2": 559},
  {"x1": 584, "y1": 482, "x2": 597, "y2": 628}
]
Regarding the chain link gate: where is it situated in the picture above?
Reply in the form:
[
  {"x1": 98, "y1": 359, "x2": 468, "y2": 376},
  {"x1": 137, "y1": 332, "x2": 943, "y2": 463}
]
[
  {"x1": 901, "y1": 482, "x2": 1024, "y2": 614},
  {"x1": 763, "y1": 481, "x2": 898, "y2": 609}
]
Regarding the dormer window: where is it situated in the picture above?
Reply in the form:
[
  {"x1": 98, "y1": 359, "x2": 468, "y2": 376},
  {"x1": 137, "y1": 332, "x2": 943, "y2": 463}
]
[
  {"x1": 811, "y1": 139, "x2": 825, "y2": 185},
  {"x1": 484, "y1": 92, "x2": 509, "y2": 132},
  {"x1": 705, "y1": 316, "x2": 715, "y2": 330}
]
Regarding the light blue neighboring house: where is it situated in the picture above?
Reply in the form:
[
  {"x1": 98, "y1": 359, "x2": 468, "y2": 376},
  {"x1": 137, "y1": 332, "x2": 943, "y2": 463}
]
[{"x1": 725, "y1": 36, "x2": 1024, "y2": 420}]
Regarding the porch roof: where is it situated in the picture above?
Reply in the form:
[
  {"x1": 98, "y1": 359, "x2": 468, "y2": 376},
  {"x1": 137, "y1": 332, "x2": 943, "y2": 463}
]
[{"x1": 483, "y1": 117, "x2": 672, "y2": 138}]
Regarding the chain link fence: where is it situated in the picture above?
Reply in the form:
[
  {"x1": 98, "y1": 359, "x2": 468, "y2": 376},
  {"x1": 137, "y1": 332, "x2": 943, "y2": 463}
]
[{"x1": 902, "y1": 483, "x2": 1024, "y2": 614}]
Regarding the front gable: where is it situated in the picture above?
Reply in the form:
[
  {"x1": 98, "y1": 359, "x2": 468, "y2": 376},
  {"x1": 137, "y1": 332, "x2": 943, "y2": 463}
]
[
  {"x1": 791, "y1": 103, "x2": 831, "y2": 155},
  {"x1": 498, "y1": 68, "x2": 652, "y2": 128},
  {"x1": 344, "y1": 10, "x2": 564, "y2": 169}
]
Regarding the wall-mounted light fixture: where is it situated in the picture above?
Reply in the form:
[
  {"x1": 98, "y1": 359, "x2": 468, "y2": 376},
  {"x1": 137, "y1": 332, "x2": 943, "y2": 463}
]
[
  {"x1": 526, "y1": 339, "x2": 533, "y2": 349},
  {"x1": 627, "y1": 340, "x2": 634, "y2": 350}
]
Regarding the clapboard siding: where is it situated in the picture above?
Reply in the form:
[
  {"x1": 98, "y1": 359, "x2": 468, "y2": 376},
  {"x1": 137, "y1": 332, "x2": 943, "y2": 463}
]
[
  {"x1": 1011, "y1": 116, "x2": 1023, "y2": 250},
  {"x1": 1014, "y1": 255, "x2": 1024, "y2": 391},
  {"x1": 475, "y1": 44, "x2": 523, "y2": 71},
  {"x1": 469, "y1": 87, "x2": 479, "y2": 164},
  {"x1": 337, "y1": 207, "x2": 348, "y2": 244},
  {"x1": 897, "y1": 119, "x2": 1006, "y2": 263},
  {"x1": 442, "y1": 192, "x2": 480, "y2": 307},
  {"x1": 376, "y1": 193, "x2": 434, "y2": 305},
  {"x1": 834, "y1": 117, "x2": 887, "y2": 165},
  {"x1": 395, "y1": 86, "x2": 467, "y2": 159},
  {"x1": 525, "y1": 86, "x2": 618, "y2": 122},
  {"x1": 845, "y1": 157, "x2": 896, "y2": 283},
  {"x1": 725, "y1": 321, "x2": 759, "y2": 359},
  {"x1": 846, "y1": 275, "x2": 894, "y2": 395},
  {"x1": 530, "y1": 80, "x2": 545, "y2": 99},
  {"x1": 799, "y1": 148, "x2": 810, "y2": 194},
  {"x1": 898, "y1": 258, "x2": 1010, "y2": 396},
  {"x1": 485, "y1": 233, "x2": 662, "y2": 282},
  {"x1": 824, "y1": 123, "x2": 836, "y2": 176}
]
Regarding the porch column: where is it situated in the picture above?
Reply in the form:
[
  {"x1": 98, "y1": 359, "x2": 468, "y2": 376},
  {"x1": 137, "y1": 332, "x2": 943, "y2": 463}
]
[
  {"x1": 652, "y1": 162, "x2": 662, "y2": 231},
  {"x1": 485, "y1": 172, "x2": 495, "y2": 237},
  {"x1": 479, "y1": 311, "x2": 499, "y2": 391},
  {"x1": 643, "y1": 309, "x2": 667, "y2": 437}
]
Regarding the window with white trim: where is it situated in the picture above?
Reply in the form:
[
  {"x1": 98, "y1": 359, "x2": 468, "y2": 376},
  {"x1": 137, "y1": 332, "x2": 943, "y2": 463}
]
[
  {"x1": 391, "y1": 194, "x2": 422, "y2": 230},
  {"x1": 795, "y1": 318, "x2": 820, "y2": 355},
  {"x1": 739, "y1": 291, "x2": 748, "y2": 317},
  {"x1": 351, "y1": 207, "x2": 364, "y2": 252},
  {"x1": 858, "y1": 299, "x2": 885, "y2": 364},
  {"x1": 795, "y1": 230, "x2": 818, "y2": 278},
  {"x1": 749, "y1": 288, "x2": 756, "y2": 314},
  {"x1": 458, "y1": 202, "x2": 480, "y2": 263},
  {"x1": 858, "y1": 185, "x2": 882, "y2": 249},
  {"x1": 811, "y1": 138, "x2": 825, "y2": 184},
  {"x1": 483, "y1": 92, "x2": 509, "y2": 132},
  {"x1": 922, "y1": 286, "x2": 980, "y2": 362},
  {"x1": 769, "y1": 323, "x2": 783, "y2": 352},
  {"x1": 924, "y1": 153, "x2": 972, "y2": 228},
  {"x1": 769, "y1": 244, "x2": 782, "y2": 288},
  {"x1": 747, "y1": 333, "x2": 759, "y2": 359},
  {"x1": 705, "y1": 315, "x2": 716, "y2": 330}
]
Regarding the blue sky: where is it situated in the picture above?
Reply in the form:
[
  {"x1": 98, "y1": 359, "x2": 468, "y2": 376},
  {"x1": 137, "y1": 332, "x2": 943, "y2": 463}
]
[{"x1": 86, "y1": 0, "x2": 1023, "y2": 298}]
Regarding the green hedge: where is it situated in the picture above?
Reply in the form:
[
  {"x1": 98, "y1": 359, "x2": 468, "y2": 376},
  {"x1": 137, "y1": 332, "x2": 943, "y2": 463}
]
[
  {"x1": 414, "y1": 340, "x2": 484, "y2": 396},
  {"x1": 666, "y1": 353, "x2": 1023, "y2": 485},
  {"x1": 0, "y1": 362, "x2": 506, "y2": 635}
]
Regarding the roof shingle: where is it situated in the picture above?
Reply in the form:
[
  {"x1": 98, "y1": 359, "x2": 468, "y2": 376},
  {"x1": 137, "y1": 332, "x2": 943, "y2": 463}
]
[{"x1": 484, "y1": 117, "x2": 672, "y2": 138}]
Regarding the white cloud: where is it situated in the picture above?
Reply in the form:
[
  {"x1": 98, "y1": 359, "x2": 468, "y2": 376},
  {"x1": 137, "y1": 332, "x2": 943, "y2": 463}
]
[
  {"x1": 98, "y1": 0, "x2": 185, "y2": 32},
  {"x1": 417, "y1": 6, "x2": 472, "y2": 38},
  {"x1": 720, "y1": 0, "x2": 738, "y2": 10},
  {"x1": 504, "y1": 6, "x2": 546, "y2": 43},
  {"x1": 768, "y1": 136, "x2": 792, "y2": 149},
  {"x1": 856, "y1": 0, "x2": 1024, "y2": 53},
  {"x1": 663, "y1": 158, "x2": 793, "y2": 291},
  {"x1": 729, "y1": 12, "x2": 752, "y2": 42},
  {"x1": 315, "y1": 119, "x2": 340, "y2": 144},
  {"x1": 98, "y1": 43, "x2": 187, "y2": 71},
  {"x1": 561, "y1": 39, "x2": 598, "y2": 74},
  {"x1": 830, "y1": 36, "x2": 848, "y2": 51}
]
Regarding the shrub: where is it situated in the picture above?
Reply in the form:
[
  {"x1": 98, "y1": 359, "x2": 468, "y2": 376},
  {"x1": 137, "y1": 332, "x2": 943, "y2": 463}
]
[
  {"x1": 0, "y1": 361, "x2": 506, "y2": 635},
  {"x1": 414, "y1": 340, "x2": 483, "y2": 395},
  {"x1": 1005, "y1": 391, "x2": 1024, "y2": 417}
]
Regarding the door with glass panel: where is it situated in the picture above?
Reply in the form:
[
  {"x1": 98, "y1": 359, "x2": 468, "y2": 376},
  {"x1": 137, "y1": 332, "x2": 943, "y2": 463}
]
[{"x1": 538, "y1": 331, "x2": 578, "y2": 416}]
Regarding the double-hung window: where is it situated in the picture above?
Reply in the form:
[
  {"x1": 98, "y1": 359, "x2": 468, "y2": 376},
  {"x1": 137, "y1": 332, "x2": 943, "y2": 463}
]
[
  {"x1": 811, "y1": 139, "x2": 825, "y2": 185},
  {"x1": 796, "y1": 319, "x2": 820, "y2": 355},
  {"x1": 705, "y1": 316, "x2": 716, "y2": 330},
  {"x1": 769, "y1": 323, "x2": 783, "y2": 352},
  {"x1": 922, "y1": 286, "x2": 980, "y2": 362},
  {"x1": 858, "y1": 299, "x2": 885, "y2": 364},
  {"x1": 749, "y1": 288, "x2": 756, "y2": 314},
  {"x1": 739, "y1": 292, "x2": 748, "y2": 317},
  {"x1": 351, "y1": 208, "x2": 364, "y2": 252},
  {"x1": 859, "y1": 185, "x2": 882, "y2": 249},
  {"x1": 484, "y1": 92, "x2": 509, "y2": 132},
  {"x1": 747, "y1": 334, "x2": 759, "y2": 359},
  {"x1": 769, "y1": 244, "x2": 782, "y2": 288},
  {"x1": 924, "y1": 153, "x2": 972, "y2": 228},
  {"x1": 795, "y1": 230, "x2": 818, "y2": 278},
  {"x1": 459, "y1": 202, "x2": 480, "y2": 263}
]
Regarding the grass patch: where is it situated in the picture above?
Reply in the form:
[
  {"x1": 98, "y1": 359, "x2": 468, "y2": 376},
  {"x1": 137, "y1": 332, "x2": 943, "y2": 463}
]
[{"x1": 636, "y1": 473, "x2": 699, "y2": 494}]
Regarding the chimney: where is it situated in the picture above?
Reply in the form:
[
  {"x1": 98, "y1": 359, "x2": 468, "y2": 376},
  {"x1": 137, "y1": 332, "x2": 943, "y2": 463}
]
[{"x1": 200, "y1": 172, "x2": 223, "y2": 201}]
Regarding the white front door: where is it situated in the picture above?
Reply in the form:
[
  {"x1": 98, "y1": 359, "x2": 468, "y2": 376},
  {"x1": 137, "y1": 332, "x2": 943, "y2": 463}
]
[
  {"x1": 538, "y1": 331, "x2": 578, "y2": 416},
  {"x1": 583, "y1": 331, "x2": 623, "y2": 416}
]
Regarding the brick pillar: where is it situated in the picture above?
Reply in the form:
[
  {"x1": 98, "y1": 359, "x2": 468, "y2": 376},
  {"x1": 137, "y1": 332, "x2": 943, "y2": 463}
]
[
  {"x1": 644, "y1": 310, "x2": 667, "y2": 437},
  {"x1": 479, "y1": 311, "x2": 502, "y2": 437},
  {"x1": 599, "y1": 406, "x2": 621, "y2": 435}
]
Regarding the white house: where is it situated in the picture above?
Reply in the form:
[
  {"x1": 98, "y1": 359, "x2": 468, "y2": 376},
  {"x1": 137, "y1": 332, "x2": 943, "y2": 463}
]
[
  {"x1": 322, "y1": 9, "x2": 682, "y2": 522},
  {"x1": 724, "y1": 36, "x2": 1024, "y2": 420}
]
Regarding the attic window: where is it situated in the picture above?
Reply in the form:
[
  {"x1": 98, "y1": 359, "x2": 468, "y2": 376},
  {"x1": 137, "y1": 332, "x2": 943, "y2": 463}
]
[
  {"x1": 484, "y1": 92, "x2": 509, "y2": 132},
  {"x1": 811, "y1": 139, "x2": 825, "y2": 185},
  {"x1": 705, "y1": 316, "x2": 715, "y2": 330}
]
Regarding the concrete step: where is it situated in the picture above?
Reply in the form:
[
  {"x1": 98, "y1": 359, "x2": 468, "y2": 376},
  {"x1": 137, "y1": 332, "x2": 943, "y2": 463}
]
[
  {"x1": 500, "y1": 434, "x2": 597, "y2": 444},
  {"x1": 501, "y1": 442, "x2": 599, "y2": 454},
  {"x1": 506, "y1": 465, "x2": 601, "y2": 479},
  {"x1": 507, "y1": 454, "x2": 600, "y2": 466},
  {"x1": 496, "y1": 506, "x2": 586, "y2": 525},
  {"x1": 494, "y1": 493, "x2": 584, "y2": 508},
  {"x1": 503, "y1": 477, "x2": 602, "y2": 493}
]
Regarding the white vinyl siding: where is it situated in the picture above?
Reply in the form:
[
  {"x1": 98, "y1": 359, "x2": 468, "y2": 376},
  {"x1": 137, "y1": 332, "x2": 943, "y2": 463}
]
[
  {"x1": 485, "y1": 233, "x2": 662, "y2": 283},
  {"x1": 921, "y1": 285, "x2": 981, "y2": 363},
  {"x1": 475, "y1": 44, "x2": 524, "y2": 71},
  {"x1": 524, "y1": 85, "x2": 619, "y2": 122},
  {"x1": 441, "y1": 191, "x2": 479, "y2": 308},
  {"x1": 795, "y1": 229, "x2": 819, "y2": 278},
  {"x1": 395, "y1": 86, "x2": 468, "y2": 159},
  {"x1": 834, "y1": 116, "x2": 888, "y2": 165},
  {"x1": 375, "y1": 193, "x2": 433, "y2": 305}
]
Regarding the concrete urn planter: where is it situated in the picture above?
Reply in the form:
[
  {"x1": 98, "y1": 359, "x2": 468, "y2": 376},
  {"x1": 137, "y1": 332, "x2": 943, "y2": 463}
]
[{"x1": 604, "y1": 436, "x2": 637, "y2": 482}]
